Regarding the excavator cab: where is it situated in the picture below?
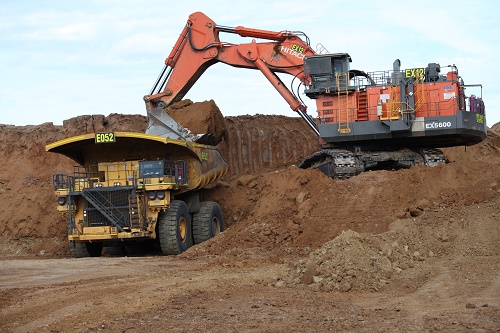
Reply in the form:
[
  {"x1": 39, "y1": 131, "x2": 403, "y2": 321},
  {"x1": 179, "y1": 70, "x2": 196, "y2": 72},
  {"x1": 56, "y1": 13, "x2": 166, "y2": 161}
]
[{"x1": 304, "y1": 53, "x2": 353, "y2": 97}]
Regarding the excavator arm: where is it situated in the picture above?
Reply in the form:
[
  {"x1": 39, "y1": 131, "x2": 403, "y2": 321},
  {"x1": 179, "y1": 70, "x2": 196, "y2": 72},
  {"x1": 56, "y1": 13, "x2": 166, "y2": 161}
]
[{"x1": 144, "y1": 12, "x2": 319, "y2": 135}]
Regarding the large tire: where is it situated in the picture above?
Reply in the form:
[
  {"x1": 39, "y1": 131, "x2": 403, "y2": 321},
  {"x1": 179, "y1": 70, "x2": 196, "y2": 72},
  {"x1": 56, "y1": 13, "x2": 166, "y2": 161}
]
[
  {"x1": 192, "y1": 201, "x2": 224, "y2": 244},
  {"x1": 158, "y1": 200, "x2": 192, "y2": 255},
  {"x1": 70, "y1": 241, "x2": 103, "y2": 258}
]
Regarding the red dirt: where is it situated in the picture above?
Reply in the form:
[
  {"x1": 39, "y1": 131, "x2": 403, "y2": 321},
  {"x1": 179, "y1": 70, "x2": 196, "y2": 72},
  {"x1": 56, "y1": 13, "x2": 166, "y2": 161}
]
[
  {"x1": 0, "y1": 107, "x2": 498, "y2": 332},
  {"x1": 165, "y1": 99, "x2": 228, "y2": 145}
]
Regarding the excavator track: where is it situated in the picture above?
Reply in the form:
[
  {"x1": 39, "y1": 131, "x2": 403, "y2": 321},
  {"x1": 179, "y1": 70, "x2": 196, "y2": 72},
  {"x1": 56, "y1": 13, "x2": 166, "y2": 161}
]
[
  {"x1": 419, "y1": 149, "x2": 446, "y2": 166},
  {"x1": 300, "y1": 148, "x2": 446, "y2": 179},
  {"x1": 299, "y1": 149, "x2": 362, "y2": 179}
]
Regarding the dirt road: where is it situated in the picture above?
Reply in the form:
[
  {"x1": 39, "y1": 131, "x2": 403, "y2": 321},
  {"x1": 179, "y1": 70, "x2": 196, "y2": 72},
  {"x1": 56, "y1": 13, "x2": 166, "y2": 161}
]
[{"x1": 0, "y1": 245, "x2": 498, "y2": 333}]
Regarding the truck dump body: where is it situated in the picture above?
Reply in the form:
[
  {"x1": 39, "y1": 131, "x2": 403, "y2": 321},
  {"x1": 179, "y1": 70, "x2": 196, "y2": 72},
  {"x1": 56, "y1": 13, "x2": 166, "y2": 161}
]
[
  {"x1": 46, "y1": 132, "x2": 227, "y2": 256},
  {"x1": 46, "y1": 132, "x2": 228, "y2": 192}
]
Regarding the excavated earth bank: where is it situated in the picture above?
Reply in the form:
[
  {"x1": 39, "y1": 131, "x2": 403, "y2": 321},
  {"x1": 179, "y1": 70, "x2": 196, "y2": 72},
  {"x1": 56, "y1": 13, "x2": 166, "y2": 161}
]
[{"x1": 0, "y1": 100, "x2": 498, "y2": 332}]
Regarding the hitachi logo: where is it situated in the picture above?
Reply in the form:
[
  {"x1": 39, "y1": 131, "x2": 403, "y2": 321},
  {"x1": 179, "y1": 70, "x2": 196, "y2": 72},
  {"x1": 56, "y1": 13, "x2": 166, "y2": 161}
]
[{"x1": 280, "y1": 46, "x2": 305, "y2": 60}]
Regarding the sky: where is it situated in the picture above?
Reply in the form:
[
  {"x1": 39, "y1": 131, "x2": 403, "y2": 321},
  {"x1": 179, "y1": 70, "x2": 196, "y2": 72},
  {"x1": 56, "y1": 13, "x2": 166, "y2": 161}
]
[{"x1": 1, "y1": 0, "x2": 499, "y2": 127}]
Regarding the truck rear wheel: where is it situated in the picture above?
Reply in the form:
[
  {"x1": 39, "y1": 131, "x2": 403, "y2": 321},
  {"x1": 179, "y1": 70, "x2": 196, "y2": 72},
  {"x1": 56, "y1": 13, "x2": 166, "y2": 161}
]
[
  {"x1": 70, "y1": 241, "x2": 103, "y2": 258},
  {"x1": 158, "y1": 200, "x2": 192, "y2": 255},
  {"x1": 192, "y1": 201, "x2": 224, "y2": 244}
]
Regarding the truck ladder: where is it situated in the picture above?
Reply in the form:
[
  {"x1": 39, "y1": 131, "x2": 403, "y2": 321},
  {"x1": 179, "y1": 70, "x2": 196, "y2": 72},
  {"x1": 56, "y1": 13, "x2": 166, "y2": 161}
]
[
  {"x1": 81, "y1": 188, "x2": 133, "y2": 232},
  {"x1": 128, "y1": 193, "x2": 144, "y2": 229},
  {"x1": 336, "y1": 72, "x2": 351, "y2": 134},
  {"x1": 66, "y1": 176, "x2": 78, "y2": 235}
]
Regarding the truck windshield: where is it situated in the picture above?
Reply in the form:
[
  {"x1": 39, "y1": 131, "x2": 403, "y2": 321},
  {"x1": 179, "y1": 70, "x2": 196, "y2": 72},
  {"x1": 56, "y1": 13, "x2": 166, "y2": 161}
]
[{"x1": 139, "y1": 160, "x2": 164, "y2": 178}]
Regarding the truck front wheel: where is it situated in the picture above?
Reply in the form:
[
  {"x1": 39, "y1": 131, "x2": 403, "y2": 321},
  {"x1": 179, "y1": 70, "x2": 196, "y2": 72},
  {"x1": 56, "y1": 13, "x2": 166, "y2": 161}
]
[
  {"x1": 158, "y1": 200, "x2": 192, "y2": 255},
  {"x1": 192, "y1": 201, "x2": 224, "y2": 244}
]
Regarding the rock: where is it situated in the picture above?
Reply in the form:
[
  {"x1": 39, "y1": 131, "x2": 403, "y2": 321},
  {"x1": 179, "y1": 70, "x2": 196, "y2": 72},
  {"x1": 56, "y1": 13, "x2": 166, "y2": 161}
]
[
  {"x1": 309, "y1": 283, "x2": 321, "y2": 291},
  {"x1": 296, "y1": 192, "x2": 306, "y2": 205},
  {"x1": 379, "y1": 243, "x2": 393, "y2": 256},
  {"x1": 313, "y1": 276, "x2": 323, "y2": 284},
  {"x1": 339, "y1": 281, "x2": 352, "y2": 292},
  {"x1": 416, "y1": 199, "x2": 431, "y2": 210},
  {"x1": 300, "y1": 269, "x2": 318, "y2": 285},
  {"x1": 409, "y1": 207, "x2": 422, "y2": 217}
]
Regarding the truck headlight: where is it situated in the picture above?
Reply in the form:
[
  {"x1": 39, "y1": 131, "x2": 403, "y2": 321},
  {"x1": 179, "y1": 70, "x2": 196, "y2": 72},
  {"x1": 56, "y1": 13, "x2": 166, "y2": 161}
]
[
  {"x1": 57, "y1": 197, "x2": 66, "y2": 206},
  {"x1": 148, "y1": 191, "x2": 157, "y2": 200},
  {"x1": 157, "y1": 190, "x2": 165, "y2": 200}
]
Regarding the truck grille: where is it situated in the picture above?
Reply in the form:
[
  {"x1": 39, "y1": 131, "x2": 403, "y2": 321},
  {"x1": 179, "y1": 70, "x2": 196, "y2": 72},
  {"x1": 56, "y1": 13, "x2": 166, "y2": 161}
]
[{"x1": 82, "y1": 187, "x2": 135, "y2": 229}]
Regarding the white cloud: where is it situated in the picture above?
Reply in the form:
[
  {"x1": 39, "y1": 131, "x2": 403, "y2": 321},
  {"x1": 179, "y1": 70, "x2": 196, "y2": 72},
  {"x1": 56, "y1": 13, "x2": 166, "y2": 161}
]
[
  {"x1": 23, "y1": 22, "x2": 99, "y2": 41},
  {"x1": 111, "y1": 33, "x2": 171, "y2": 56}
]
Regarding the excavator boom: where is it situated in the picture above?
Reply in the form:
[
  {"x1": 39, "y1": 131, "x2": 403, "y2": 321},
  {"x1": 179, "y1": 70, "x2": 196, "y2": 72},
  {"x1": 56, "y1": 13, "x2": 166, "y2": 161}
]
[{"x1": 144, "y1": 11, "x2": 319, "y2": 135}]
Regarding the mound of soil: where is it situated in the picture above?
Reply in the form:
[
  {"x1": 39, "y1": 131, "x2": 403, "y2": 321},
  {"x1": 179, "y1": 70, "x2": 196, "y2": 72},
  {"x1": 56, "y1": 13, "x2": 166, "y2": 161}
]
[
  {"x1": 282, "y1": 196, "x2": 499, "y2": 292},
  {"x1": 165, "y1": 99, "x2": 228, "y2": 145},
  {"x1": 198, "y1": 130, "x2": 500, "y2": 250}
]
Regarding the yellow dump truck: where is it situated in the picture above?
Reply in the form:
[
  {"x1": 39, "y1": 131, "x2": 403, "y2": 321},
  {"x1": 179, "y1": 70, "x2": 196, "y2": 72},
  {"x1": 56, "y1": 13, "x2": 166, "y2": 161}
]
[{"x1": 46, "y1": 131, "x2": 228, "y2": 257}]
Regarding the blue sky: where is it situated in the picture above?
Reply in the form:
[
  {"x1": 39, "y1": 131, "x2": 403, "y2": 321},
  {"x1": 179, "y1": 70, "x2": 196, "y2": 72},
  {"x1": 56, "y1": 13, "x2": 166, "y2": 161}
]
[{"x1": 1, "y1": 0, "x2": 499, "y2": 127}]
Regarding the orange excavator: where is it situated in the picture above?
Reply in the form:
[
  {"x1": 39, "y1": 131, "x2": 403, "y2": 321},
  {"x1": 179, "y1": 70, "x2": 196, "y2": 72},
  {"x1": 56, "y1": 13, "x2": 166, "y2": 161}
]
[{"x1": 144, "y1": 12, "x2": 487, "y2": 178}]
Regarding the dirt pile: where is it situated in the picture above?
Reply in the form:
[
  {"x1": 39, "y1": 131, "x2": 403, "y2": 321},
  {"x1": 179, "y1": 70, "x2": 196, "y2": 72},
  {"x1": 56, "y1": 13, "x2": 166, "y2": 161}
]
[
  {"x1": 197, "y1": 130, "x2": 500, "y2": 253},
  {"x1": 165, "y1": 99, "x2": 228, "y2": 145},
  {"x1": 61, "y1": 113, "x2": 148, "y2": 137},
  {"x1": 281, "y1": 194, "x2": 499, "y2": 292},
  {"x1": 192, "y1": 128, "x2": 500, "y2": 293}
]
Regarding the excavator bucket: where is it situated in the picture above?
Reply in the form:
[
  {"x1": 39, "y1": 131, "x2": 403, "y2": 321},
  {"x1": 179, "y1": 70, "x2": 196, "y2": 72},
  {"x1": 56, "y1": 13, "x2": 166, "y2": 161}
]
[{"x1": 146, "y1": 107, "x2": 204, "y2": 142}]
